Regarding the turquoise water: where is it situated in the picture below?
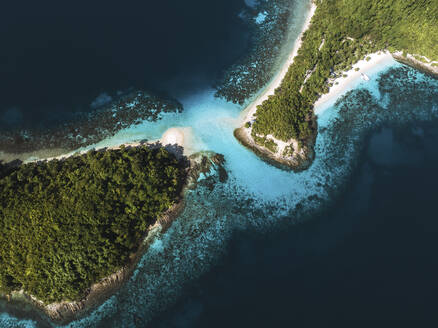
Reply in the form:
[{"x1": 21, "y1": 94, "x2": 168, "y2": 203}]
[
  {"x1": 149, "y1": 65, "x2": 438, "y2": 327},
  {"x1": 2, "y1": 1, "x2": 438, "y2": 327},
  {"x1": 64, "y1": 61, "x2": 437, "y2": 328},
  {"x1": 4, "y1": 56, "x2": 438, "y2": 328}
]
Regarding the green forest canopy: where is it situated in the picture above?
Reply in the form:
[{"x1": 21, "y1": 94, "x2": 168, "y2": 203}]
[
  {"x1": 252, "y1": 0, "x2": 438, "y2": 144},
  {"x1": 0, "y1": 146, "x2": 186, "y2": 303}
]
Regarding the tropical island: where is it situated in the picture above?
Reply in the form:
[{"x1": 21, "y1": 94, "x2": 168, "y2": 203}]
[
  {"x1": 235, "y1": 0, "x2": 438, "y2": 170},
  {"x1": 0, "y1": 0, "x2": 438, "y2": 325},
  {"x1": 0, "y1": 145, "x2": 188, "y2": 320},
  {"x1": 0, "y1": 141, "x2": 227, "y2": 322}
]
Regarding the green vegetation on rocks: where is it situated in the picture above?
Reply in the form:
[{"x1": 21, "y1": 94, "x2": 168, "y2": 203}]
[
  {"x1": 251, "y1": 0, "x2": 438, "y2": 148},
  {"x1": 0, "y1": 91, "x2": 183, "y2": 155},
  {"x1": 253, "y1": 135, "x2": 278, "y2": 153},
  {"x1": 0, "y1": 146, "x2": 186, "y2": 303}
]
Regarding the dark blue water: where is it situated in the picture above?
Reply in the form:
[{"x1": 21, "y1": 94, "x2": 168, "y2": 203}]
[
  {"x1": 149, "y1": 122, "x2": 438, "y2": 328},
  {"x1": 0, "y1": 0, "x2": 249, "y2": 129}
]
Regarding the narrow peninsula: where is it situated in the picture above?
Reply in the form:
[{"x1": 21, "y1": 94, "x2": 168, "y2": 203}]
[{"x1": 235, "y1": 0, "x2": 438, "y2": 170}]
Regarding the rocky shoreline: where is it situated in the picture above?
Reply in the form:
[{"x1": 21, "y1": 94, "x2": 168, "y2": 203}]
[
  {"x1": 233, "y1": 2, "x2": 317, "y2": 172},
  {"x1": 1, "y1": 150, "x2": 227, "y2": 325},
  {"x1": 234, "y1": 126, "x2": 316, "y2": 172}
]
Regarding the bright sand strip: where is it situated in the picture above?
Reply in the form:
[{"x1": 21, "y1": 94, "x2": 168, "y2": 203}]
[
  {"x1": 160, "y1": 127, "x2": 198, "y2": 154},
  {"x1": 239, "y1": 2, "x2": 317, "y2": 125},
  {"x1": 237, "y1": 2, "x2": 395, "y2": 124},
  {"x1": 25, "y1": 127, "x2": 197, "y2": 163},
  {"x1": 314, "y1": 51, "x2": 395, "y2": 113}
]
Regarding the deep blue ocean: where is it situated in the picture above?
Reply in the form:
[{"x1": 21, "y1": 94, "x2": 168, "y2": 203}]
[
  {"x1": 0, "y1": 0, "x2": 249, "y2": 129},
  {"x1": 1, "y1": 1, "x2": 438, "y2": 327}
]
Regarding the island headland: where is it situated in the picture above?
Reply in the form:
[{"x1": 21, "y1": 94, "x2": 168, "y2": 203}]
[
  {"x1": 0, "y1": 140, "x2": 227, "y2": 324},
  {"x1": 235, "y1": 0, "x2": 438, "y2": 171},
  {"x1": 1, "y1": 0, "x2": 437, "y2": 324}
]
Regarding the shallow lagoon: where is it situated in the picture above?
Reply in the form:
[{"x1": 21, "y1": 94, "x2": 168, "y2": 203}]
[{"x1": 151, "y1": 121, "x2": 438, "y2": 328}]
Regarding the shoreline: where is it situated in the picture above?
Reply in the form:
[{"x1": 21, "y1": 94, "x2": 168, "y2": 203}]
[
  {"x1": 1, "y1": 148, "x2": 226, "y2": 325},
  {"x1": 234, "y1": 127, "x2": 315, "y2": 172},
  {"x1": 0, "y1": 143, "x2": 190, "y2": 324},
  {"x1": 234, "y1": 0, "x2": 437, "y2": 171},
  {"x1": 239, "y1": 2, "x2": 317, "y2": 125},
  {"x1": 314, "y1": 51, "x2": 438, "y2": 114},
  {"x1": 0, "y1": 90, "x2": 183, "y2": 162},
  {"x1": 214, "y1": 0, "x2": 311, "y2": 105},
  {"x1": 5, "y1": 200, "x2": 187, "y2": 325},
  {"x1": 235, "y1": 46, "x2": 435, "y2": 170},
  {"x1": 0, "y1": 126, "x2": 197, "y2": 165},
  {"x1": 392, "y1": 52, "x2": 438, "y2": 78},
  {"x1": 313, "y1": 51, "x2": 395, "y2": 112},
  {"x1": 234, "y1": 1, "x2": 317, "y2": 171},
  {"x1": 1, "y1": 144, "x2": 189, "y2": 324}
]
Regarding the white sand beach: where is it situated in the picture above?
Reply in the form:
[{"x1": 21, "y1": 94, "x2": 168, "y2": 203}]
[
  {"x1": 314, "y1": 51, "x2": 395, "y2": 112},
  {"x1": 22, "y1": 126, "x2": 197, "y2": 164},
  {"x1": 239, "y1": 2, "x2": 317, "y2": 125},
  {"x1": 160, "y1": 127, "x2": 198, "y2": 155}
]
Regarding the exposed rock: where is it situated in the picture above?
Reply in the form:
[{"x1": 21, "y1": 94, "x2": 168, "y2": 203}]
[{"x1": 234, "y1": 125, "x2": 316, "y2": 172}]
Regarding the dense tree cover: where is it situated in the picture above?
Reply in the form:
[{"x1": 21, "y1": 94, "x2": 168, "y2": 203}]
[
  {"x1": 0, "y1": 162, "x2": 10, "y2": 179},
  {"x1": 252, "y1": 0, "x2": 438, "y2": 144},
  {"x1": 0, "y1": 146, "x2": 186, "y2": 303}
]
